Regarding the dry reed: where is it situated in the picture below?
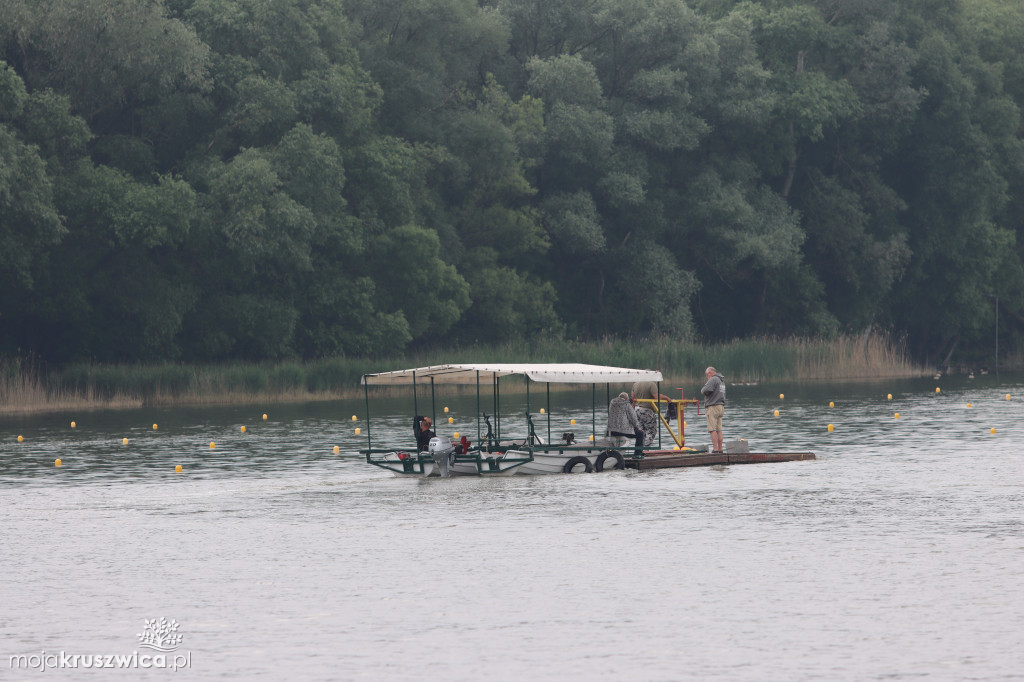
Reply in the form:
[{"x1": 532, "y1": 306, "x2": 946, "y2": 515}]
[
  {"x1": 789, "y1": 334, "x2": 920, "y2": 381},
  {"x1": 0, "y1": 357, "x2": 141, "y2": 414}
]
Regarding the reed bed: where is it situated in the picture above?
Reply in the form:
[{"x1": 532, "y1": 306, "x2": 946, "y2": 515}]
[
  {"x1": 434, "y1": 333, "x2": 922, "y2": 384},
  {"x1": 0, "y1": 357, "x2": 141, "y2": 414},
  {"x1": 0, "y1": 333, "x2": 925, "y2": 414}
]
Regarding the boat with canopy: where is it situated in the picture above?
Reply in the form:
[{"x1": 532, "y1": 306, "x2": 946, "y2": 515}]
[{"x1": 359, "y1": 363, "x2": 701, "y2": 476}]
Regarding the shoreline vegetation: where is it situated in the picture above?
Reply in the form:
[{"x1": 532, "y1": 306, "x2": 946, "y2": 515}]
[
  {"x1": 3, "y1": 1, "x2": 1022, "y2": 404},
  {"x1": 2, "y1": 334, "x2": 929, "y2": 415}
]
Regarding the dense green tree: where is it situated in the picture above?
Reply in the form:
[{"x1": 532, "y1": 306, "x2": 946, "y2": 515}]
[
  {"x1": 2, "y1": 0, "x2": 1024, "y2": 366},
  {"x1": 873, "y1": 1, "x2": 1020, "y2": 361},
  {"x1": 26, "y1": 161, "x2": 197, "y2": 361},
  {"x1": 364, "y1": 223, "x2": 471, "y2": 337},
  {"x1": 0, "y1": 0, "x2": 209, "y2": 140},
  {"x1": 0, "y1": 66, "x2": 64, "y2": 291},
  {"x1": 343, "y1": 0, "x2": 510, "y2": 137}
]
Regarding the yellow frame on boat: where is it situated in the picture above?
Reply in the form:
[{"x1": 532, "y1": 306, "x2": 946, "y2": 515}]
[{"x1": 634, "y1": 397, "x2": 700, "y2": 448}]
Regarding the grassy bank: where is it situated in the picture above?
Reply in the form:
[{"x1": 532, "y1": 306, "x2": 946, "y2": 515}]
[{"x1": 1, "y1": 333, "x2": 925, "y2": 415}]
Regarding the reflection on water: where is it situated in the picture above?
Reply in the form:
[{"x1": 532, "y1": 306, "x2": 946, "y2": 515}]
[{"x1": 2, "y1": 375, "x2": 1023, "y2": 680}]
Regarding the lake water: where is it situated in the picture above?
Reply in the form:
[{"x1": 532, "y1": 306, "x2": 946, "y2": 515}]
[{"x1": 2, "y1": 375, "x2": 1023, "y2": 680}]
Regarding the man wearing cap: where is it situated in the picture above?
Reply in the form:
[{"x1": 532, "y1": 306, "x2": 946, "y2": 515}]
[{"x1": 701, "y1": 367, "x2": 726, "y2": 453}]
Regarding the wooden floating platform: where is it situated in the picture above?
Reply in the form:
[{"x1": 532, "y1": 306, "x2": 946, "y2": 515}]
[{"x1": 625, "y1": 450, "x2": 816, "y2": 470}]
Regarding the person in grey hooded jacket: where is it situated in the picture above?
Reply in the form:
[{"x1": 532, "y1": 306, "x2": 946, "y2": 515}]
[
  {"x1": 607, "y1": 391, "x2": 645, "y2": 458},
  {"x1": 701, "y1": 367, "x2": 725, "y2": 453}
]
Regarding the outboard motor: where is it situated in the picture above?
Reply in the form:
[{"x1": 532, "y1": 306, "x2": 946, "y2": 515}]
[{"x1": 428, "y1": 436, "x2": 455, "y2": 478}]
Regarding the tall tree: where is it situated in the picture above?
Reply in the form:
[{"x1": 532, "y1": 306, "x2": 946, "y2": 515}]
[{"x1": 0, "y1": 64, "x2": 65, "y2": 342}]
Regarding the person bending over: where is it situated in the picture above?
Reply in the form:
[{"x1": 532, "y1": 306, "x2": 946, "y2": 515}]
[
  {"x1": 631, "y1": 381, "x2": 672, "y2": 446},
  {"x1": 608, "y1": 392, "x2": 645, "y2": 458}
]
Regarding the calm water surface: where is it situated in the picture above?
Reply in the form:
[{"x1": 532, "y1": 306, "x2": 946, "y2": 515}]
[{"x1": 2, "y1": 375, "x2": 1022, "y2": 680}]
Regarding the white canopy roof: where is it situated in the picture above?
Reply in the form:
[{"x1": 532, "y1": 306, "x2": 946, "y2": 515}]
[{"x1": 361, "y1": 363, "x2": 663, "y2": 386}]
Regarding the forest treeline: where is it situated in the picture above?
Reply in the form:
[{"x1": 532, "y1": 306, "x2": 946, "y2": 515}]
[{"x1": 1, "y1": 0, "x2": 1022, "y2": 367}]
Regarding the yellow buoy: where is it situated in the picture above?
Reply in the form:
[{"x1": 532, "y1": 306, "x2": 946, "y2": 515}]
[
  {"x1": 990, "y1": 427, "x2": 997, "y2": 434},
  {"x1": 122, "y1": 437, "x2": 129, "y2": 445},
  {"x1": 829, "y1": 401, "x2": 834, "y2": 408},
  {"x1": 351, "y1": 415, "x2": 357, "y2": 421},
  {"x1": 55, "y1": 458, "x2": 62, "y2": 467},
  {"x1": 827, "y1": 424, "x2": 834, "y2": 432},
  {"x1": 71, "y1": 421, "x2": 76, "y2": 428},
  {"x1": 444, "y1": 406, "x2": 449, "y2": 413},
  {"x1": 570, "y1": 419, "x2": 576, "y2": 425},
  {"x1": 333, "y1": 445, "x2": 340, "y2": 454},
  {"x1": 453, "y1": 432, "x2": 460, "y2": 439},
  {"x1": 589, "y1": 435, "x2": 594, "y2": 442},
  {"x1": 355, "y1": 427, "x2": 361, "y2": 435},
  {"x1": 966, "y1": 403, "x2": 972, "y2": 408},
  {"x1": 935, "y1": 387, "x2": 941, "y2": 393},
  {"x1": 540, "y1": 408, "x2": 545, "y2": 414},
  {"x1": 175, "y1": 464, "x2": 182, "y2": 473},
  {"x1": 209, "y1": 441, "x2": 216, "y2": 448},
  {"x1": 262, "y1": 413, "x2": 268, "y2": 420},
  {"x1": 894, "y1": 412, "x2": 901, "y2": 419},
  {"x1": 17, "y1": 435, "x2": 23, "y2": 442},
  {"x1": 240, "y1": 425, "x2": 247, "y2": 432},
  {"x1": 684, "y1": 421, "x2": 687, "y2": 428},
  {"x1": 152, "y1": 424, "x2": 158, "y2": 430},
  {"x1": 773, "y1": 410, "x2": 780, "y2": 417},
  {"x1": 887, "y1": 394, "x2": 892, "y2": 400},
  {"x1": 1006, "y1": 394, "x2": 1011, "y2": 401},
  {"x1": 779, "y1": 393, "x2": 785, "y2": 399},
  {"x1": 448, "y1": 416, "x2": 454, "y2": 424}
]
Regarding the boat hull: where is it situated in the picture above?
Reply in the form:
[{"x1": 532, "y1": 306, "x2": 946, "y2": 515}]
[
  {"x1": 368, "y1": 448, "x2": 814, "y2": 475},
  {"x1": 516, "y1": 452, "x2": 589, "y2": 474},
  {"x1": 369, "y1": 450, "x2": 531, "y2": 476}
]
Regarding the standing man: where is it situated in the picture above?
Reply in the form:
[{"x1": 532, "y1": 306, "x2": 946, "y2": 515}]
[{"x1": 701, "y1": 367, "x2": 726, "y2": 454}]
